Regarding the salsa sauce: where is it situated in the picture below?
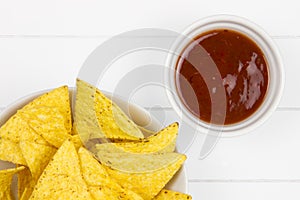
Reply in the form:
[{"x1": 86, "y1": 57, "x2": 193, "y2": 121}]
[{"x1": 176, "y1": 29, "x2": 269, "y2": 125}]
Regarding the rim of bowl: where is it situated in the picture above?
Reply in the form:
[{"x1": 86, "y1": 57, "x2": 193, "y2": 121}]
[{"x1": 165, "y1": 14, "x2": 285, "y2": 137}]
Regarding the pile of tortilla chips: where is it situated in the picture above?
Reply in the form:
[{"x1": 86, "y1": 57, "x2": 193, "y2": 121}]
[{"x1": 0, "y1": 79, "x2": 192, "y2": 200}]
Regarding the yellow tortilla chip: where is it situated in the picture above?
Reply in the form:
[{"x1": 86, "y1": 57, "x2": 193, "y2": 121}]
[
  {"x1": 18, "y1": 166, "x2": 33, "y2": 200},
  {"x1": 0, "y1": 166, "x2": 25, "y2": 199},
  {"x1": 19, "y1": 141, "x2": 56, "y2": 179},
  {"x1": 78, "y1": 147, "x2": 143, "y2": 200},
  {"x1": 4, "y1": 189, "x2": 13, "y2": 200},
  {"x1": 0, "y1": 138, "x2": 26, "y2": 165},
  {"x1": 103, "y1": 154, "x2": 186, "y2": 199},
  {"x1": 18, "y1": 166, "x2": 42, "y2": 200},
  {"x1": 89, "y1": 186, "x2": 143, "y2": 200},
  {"x1": 71, "y1": 125, "x2": 79, "y2": 136},
  {"x1": 74, "y1": 79, "x2": 107, "y2": 144},
  {"x1": 87, "y1": 186, "x2": 110, "y2": 200},
  {"x1": 30, "y1": 175, "x2": 93, "y2": 200},
  {"x1": 94, "y1": 89, "x2": 144, "y2": 139},
  {"x1": 0, "y1": 113, "x2": 50, "y2": 166},
  {"x1": 22, "y1": 86, "x2": 72, "y2": 134},
  {"x1": 0, "y1": 86, "x2": 71, "y2": 165},
  {"x1": 70, "y1": 134, "x2": 83, "y2": 150},
  {"x1": 0, "y1": 114, "x2": 48, "y2": 145},
  {"x1": 29, "y1": 140, "x2": 92, "y2": 200},
  {"x1": 78, "y1": 147, "x2": 109, "y2": 184},
  {"x1": 19, "y1": 106, "x2": 71, "y2": 148},
  {"x1": 154, "y1": 189, "x2": 192, "y2": 199},
  {"x1": 75, "y1": 79, "x2": 143, "y2": 144},
  {"x1": 95, "y1": 145, "x2": 184, "y2": 173},
  {"x1": 96, "y1": 122, "x2": 178, "y2": 154}
]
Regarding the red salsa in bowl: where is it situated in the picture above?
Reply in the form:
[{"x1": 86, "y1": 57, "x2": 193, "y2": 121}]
[
  {"x1": 176, "y1": 29, "x2": 269, "y2": 125},
  {"x1": 166, "y1": 15, "x2": 284, "y2": 136}
]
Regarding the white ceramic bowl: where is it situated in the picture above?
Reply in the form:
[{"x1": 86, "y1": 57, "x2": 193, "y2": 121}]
[
  {"x1": 166, "y1": 14, "x2": 285, "y2": 137},
  {"x1": 0, "y1": 88, "x2": 188, "y2": 198}
]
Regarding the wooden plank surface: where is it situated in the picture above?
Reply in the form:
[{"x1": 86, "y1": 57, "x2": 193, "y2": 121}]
[
  {"x1": 1, "y1": 1, "x2": 300, "y2": 199},
  {"x1": 0, "y1": 0, "x2": 299, "y2": 36},
  {"x1": 189, "y1": 182, "x2": 300, "y2": 200},
  {"x1": 0, "y1": 37, "x2": 299, "y2": 108}
]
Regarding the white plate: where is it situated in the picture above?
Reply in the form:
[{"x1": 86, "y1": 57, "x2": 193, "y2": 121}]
[{"x1": 0, "y1": 88, "x2": 188, "y2": 199}]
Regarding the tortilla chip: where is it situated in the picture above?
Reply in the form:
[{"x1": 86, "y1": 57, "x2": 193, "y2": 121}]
[
  {"x1": 0, "y1": 138, "x2": 26, "y2": 165},
  {"x1": 29, "y1": 140, "x2": 92, "y2": 200},
  {"x1": 0, "y1": 166, "x2": 25, "y2": 199},
  {"x1": 22, "y1": 86, "x2": 72, "y2": 134},
  {"x1": 74, "y1": 79, "x2": 107, "y2": 144},
  {"x1": 0, "y1": 113, "x2": 50, "y2": 166},
  {"x1": 0, "y1": 114, "x2": 48, "y2": 146},
  {"x1": 78, "y1": 147, "x2": 143, "y2": 200},
  {"x1": 103, "y1": 154, "x2": 186, "y2": 199},
  {"x1": 0, "y1": 115, "x2": 23, "y2": 143},
  {"x1": 1, "y1": 189, "x2": 12, "y2": 200},
  {"x1": 95, "y1": 145, "x2": 184, "y2": 173},
  {"x1": 19, "y1": 141, "x2": 56, "y2": 179},
  {"x1": 78, "y1": 147, "x2": 109, "y2": 184},
  {"x1": 18, "y1": 166, "x2": 33, "y2": 200},
  {"x1": 87, "y1": 186, "x2": 110, "y2": 199},
  {"x1": 18, "y1": 167, "x2": 42, "y2": 200},
  {"x1": 89, "y1": 186, "x2": 144, "y2": 200},
  {"x1": 30, "y1": 175, "x2": 93, "y2": 200},
  {"x1": 96, "y1": 122, "x2": 178, "y2": 154},
  {"x1": 4, "y1": 189, "x2": 13, "y2": 200},
  {"x1": 19, "y1": 106, "x2": 71, "y2": 148},
  {"x1": 94, "y1": 89, "x2": 144, "y2": 139},
  {"x1": 154, "y1": 189, "x2": 192, "y2": 199},
  {"x1": 75, "y1": 79, "x2": 143, "y2": 144},
  {"x1": 71, "y1": 125, "x2": 79, "y2": 136},
  {"x1": 70, "y1": 135, "x2": 83, "y2": 150}
]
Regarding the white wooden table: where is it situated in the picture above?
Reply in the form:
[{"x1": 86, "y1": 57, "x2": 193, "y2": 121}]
[{"x1": 1, "y1": 1, "x2": 300, "y2": 199}]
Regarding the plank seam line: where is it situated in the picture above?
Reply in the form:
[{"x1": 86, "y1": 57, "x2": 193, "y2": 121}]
[
  {"x1": 188, "y1": 179, "x2": 300, "y2": 183},
  {"x1": 1, "y1": 107, "x2": 300, "y2": 112},
  {"x1": 144, "y1": 107, "x2": 300, "y2": 111},
  {"x1": 0, "y1": 35, "x2": 178, "y2": 39},
  {"x1": 0, "y1": 35, "x2": 300, "y2": 39}
]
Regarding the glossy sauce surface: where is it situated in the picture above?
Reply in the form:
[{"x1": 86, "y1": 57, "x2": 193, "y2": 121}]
[{"x1": 176, "y1": 29, "x2": 269, "y2": 125}]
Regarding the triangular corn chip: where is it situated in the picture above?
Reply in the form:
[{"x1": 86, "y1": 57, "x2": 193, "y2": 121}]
[
  {"x1": 18, "y1": 166, "x2": 34, "y2": 200},
  {"x1": 29, "y1": 140, "x2": 93, "y2": 199},
  {"x1": 70, "y1": 134, "x2": 83, "y2": 150},
  {"x1": 154, "y1": 189, "x2": 192, "y2": 199},
  {"x1": 30, "y1": 175, "x2": 93, "y2": 200},
  {"x1": 0, "y1": 114, "x2": 48, "y2": 145},
  {"x1": 4, "y1": 189, "x2": 13, "y2": 200},
  {"x1": 78, "y1": 147, "x2": 143, "y2": 200},
  {"x1": 75, "y1": 79, "x2": 143, "y2": 144},
  {"x1": 19, "y1": 107, "x2": 71, "y2": 148},
  {"x1": 103, "y1": 154, "x2": 186, "y2": 199},
  {"x1": 0, "y1": 139, "x2": 26, "y2": 165},
  {"x1": 88, "y1": 186, "x2": 143, "y2": 200},
  {"x1": 78, "y1": 147, "x2": 109, "y2": 184},
  {"x1": 96, "y1": 151, "x2": 185, "y2": 173},
  {"x1": 22, "y1": 86, "x2": 72, "y2": 134},
  {"x1": 97, "y1": 122, "x2": 178, "y2": 154},
  {"x1": 94, "y1": 89, "x2": 144, "y2": 139},
  {"x1": 74, "y1": 79, "x2": 107, "y2": 144},
  {"x1": 0, "y1": 166, "x2": 25, "y2": 200},
  {"x1": 19, "y1": 141, "x2": 56, "y2": 179}
]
